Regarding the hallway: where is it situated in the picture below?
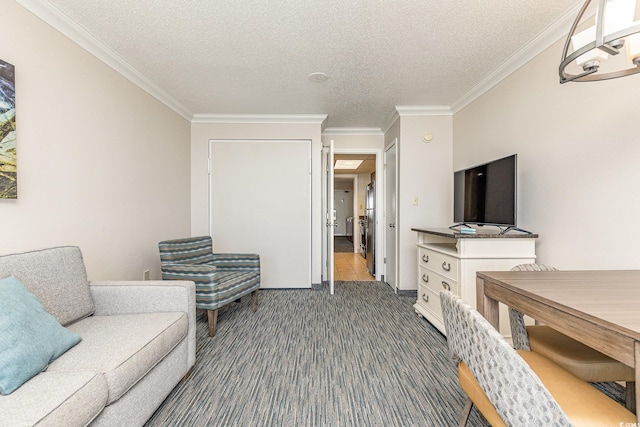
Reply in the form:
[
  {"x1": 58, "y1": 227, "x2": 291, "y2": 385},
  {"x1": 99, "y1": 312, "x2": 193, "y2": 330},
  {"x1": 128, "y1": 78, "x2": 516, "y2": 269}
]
[{"x1": 334, "y1": 252, "x2": 375, "y2": 281}]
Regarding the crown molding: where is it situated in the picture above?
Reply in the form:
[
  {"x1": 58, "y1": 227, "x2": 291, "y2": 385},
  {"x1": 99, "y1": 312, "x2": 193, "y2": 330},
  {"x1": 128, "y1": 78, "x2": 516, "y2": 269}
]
[
  {"x1": 380, "y1": 105, "x2": 451, "y2": 134},
  {"x1": 450, "y1": 2, "x2": 584, "y2": 114},
  {"x1": 395, "y1": 105, "x2": 453, "y2": 116},
  {"x1": 382, "y1": 110, "x2": 400, "y2": 134},
  {"x1": 322, "y1": 127, "x2": 383, "y2": 136},
  {"x1": 16, "y1": 0, "x2": 193, "y2": 121},
  {"x1": 191, "y1": 114, "x2": 328, "y2": 124}
]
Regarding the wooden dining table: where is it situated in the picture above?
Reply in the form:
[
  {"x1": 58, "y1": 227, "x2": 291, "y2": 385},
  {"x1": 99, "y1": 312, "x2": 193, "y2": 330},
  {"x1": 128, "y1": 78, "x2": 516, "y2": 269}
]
[{"x1": 475, "y1": 270, "x2": 640, "y2": 420}]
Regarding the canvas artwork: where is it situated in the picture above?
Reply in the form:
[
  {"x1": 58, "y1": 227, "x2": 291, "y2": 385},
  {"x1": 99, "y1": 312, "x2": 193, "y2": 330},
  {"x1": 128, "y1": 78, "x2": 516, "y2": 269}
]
[{"x1": 0, "y1": 59, "x2": 16, "y2": 199}]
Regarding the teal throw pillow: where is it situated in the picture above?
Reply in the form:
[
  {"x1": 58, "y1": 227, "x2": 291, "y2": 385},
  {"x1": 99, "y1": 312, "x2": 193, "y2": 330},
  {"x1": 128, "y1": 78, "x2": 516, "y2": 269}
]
[{"x1": 0, "y1": 276, "x2": 81, "y2": 394}]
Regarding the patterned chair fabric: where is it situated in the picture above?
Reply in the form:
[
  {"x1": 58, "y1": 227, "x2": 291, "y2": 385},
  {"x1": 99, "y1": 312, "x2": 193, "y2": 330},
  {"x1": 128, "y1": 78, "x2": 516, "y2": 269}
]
[
  {"x1": 159, "y1": 236, "x2": 260, "y2": 336},
  {"x1": 439, "y1": 290, "x2": 572, "y2": 426},
  {"x1": 507, "y1": 263, "x2": 559, "y2": 351}
]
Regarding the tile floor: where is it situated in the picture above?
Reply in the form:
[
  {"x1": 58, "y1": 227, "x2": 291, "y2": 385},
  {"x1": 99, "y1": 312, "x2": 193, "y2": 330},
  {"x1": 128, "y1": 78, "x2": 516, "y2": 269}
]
[{"x1": 334, "y1": 252, "x2": 375, "y2": 281}]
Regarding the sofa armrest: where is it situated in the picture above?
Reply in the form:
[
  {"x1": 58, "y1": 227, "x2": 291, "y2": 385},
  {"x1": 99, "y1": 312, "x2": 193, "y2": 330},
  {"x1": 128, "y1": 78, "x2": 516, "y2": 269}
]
[
  {"x1": 211, "y1": 253, "x2": 260, "y2": 271},
  {"x1": 89, "y1": 280, "x2": 196, "y2": 368}
]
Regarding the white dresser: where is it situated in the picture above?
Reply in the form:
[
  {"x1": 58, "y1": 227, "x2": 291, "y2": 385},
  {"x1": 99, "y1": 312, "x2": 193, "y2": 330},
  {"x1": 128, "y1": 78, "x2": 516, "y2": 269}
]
[{"x1": 412, "y1": 228, "x2": 537, "y2": 338}]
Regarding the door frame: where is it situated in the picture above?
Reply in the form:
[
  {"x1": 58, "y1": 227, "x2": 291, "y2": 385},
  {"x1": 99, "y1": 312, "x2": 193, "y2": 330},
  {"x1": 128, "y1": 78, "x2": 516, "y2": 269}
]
[{"x1": 333, "y1": 148, "x2": 383, "y2": 281}]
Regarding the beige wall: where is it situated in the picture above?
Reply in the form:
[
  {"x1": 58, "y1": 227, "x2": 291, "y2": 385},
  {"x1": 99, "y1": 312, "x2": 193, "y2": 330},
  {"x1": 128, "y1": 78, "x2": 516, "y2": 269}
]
[
  {"x1": 397, "y1": 114, "x2": 453, "y2": 290},
  {"x1": 453, "y1": 38, "x2": 640, "y2": 269},
  {"x1": 0, "y1": 3, "x2": 191, "y2": 280},
  {"x1": 191, "y1": 121, "x2": 323, "y2": 283}
]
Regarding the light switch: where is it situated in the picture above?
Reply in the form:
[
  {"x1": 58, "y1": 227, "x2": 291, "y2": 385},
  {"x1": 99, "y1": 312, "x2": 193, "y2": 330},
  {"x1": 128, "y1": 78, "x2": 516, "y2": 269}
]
[{"x1": 412, "y1": 196, "x2": 419, "y2": 206}]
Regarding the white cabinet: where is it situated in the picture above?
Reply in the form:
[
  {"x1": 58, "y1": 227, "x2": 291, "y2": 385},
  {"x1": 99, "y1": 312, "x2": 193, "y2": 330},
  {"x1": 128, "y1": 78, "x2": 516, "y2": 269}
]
[{"x1": 412, "y1": 228, "x2": 537, "y2": 338}]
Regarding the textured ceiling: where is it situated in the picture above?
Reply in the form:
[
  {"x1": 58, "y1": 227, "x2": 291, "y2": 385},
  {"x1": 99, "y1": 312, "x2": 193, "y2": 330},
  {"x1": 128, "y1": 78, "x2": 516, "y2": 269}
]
[{"x1": 37, "y1": 0, "x2": 580, "y2": 128}]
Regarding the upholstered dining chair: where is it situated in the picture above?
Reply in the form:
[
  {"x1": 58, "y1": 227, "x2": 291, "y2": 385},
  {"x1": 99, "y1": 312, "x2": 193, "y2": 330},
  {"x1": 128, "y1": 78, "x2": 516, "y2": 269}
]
[
  {"x1": 508, "y1": 263, "x2": 636, "y2": 411},
  {"x1": 439, "y1": 290, "x2": 635, "y2": 427},
  {"x1": 159, "y1": 236, "x2": 260, "y2": 337}
]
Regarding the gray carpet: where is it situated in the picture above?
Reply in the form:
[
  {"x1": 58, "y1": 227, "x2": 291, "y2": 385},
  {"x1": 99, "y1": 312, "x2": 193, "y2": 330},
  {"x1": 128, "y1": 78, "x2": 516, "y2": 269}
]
[
  {"x1": 145, "y1": 281, "x2": 626, "y2": 426},
  {"x1": 334, "y1": 236, "x2": 354, "y2": 253},
  {"x1": 145, "y1": 281, "x2": 484, "y2": 426}
]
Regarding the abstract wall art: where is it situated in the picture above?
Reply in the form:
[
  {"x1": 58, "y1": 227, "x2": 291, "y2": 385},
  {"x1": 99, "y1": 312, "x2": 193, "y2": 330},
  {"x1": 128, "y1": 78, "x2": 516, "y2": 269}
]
[{"x1": 0, "y1": 59, "x2": 16, "y2": 199}]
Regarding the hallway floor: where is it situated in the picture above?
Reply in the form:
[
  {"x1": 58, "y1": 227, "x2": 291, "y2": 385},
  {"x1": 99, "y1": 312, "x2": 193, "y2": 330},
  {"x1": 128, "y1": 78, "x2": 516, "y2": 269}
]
[{"x1": 334, "y1": 252, "x2": 375, "y2": 281}]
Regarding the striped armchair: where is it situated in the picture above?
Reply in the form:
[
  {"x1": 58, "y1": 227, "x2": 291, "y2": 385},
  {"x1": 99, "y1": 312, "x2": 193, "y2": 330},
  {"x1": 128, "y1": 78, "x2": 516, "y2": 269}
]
[{"x1": 159, "y1": 236, "x2": 260, "y2": 337}]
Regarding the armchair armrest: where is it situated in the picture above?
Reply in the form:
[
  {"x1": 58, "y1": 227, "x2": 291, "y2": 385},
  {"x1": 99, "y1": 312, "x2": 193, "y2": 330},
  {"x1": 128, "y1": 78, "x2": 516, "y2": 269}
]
[
  {"x1": 211, "y1": 253, "x2": 260, "y2": 271},
  {"x1": 89, "y1": 280, "x2": 196, "y2": 368},
  {"x1": 161, "y1": 263, "x2": 217, "y2": 283}
]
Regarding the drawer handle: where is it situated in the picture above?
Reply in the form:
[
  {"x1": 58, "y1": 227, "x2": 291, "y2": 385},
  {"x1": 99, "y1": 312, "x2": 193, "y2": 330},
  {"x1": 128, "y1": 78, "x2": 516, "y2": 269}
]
[
  {"x1": 442, "y1": 281, "x2": 451, "y2": 291},
  {"x1": 441, "y1": 262, "x2": 451, "y2": 272},
  {"x1": 422, "y1": 293, "x2": 429, "y2": 303},
  {"x1": 422, "y1": 274, "x2": 429, "y2": 283},
  {"x1": 422, "y1": 254, "x2": 429, "y2": 263}
]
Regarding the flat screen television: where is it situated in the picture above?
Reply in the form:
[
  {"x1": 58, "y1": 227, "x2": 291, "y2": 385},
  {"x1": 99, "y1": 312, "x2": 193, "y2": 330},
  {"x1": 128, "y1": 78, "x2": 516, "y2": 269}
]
[{"x1": 453, "y1": 154, "x2": 517, "y2": 230}]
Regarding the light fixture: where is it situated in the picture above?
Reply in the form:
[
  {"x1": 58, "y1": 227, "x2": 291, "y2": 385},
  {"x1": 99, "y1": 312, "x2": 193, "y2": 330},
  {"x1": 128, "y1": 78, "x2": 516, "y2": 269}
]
[
  {"x1": 560, "y1": 0, "x2": 640, "y2": 83},
  {"x1": 334, "y1": 159, "x2": 363, "y2": 170}
]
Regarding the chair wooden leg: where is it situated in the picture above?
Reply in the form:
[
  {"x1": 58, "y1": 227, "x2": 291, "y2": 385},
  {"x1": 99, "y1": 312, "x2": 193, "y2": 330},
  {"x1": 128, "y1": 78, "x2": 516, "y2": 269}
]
[
  {"x1": 626, "y1": 381, "x2": 636, "y2": 413},
  {"x1": 207, "y1": 309, "x2": 218, "y2": 337},
  {"x1": 459, "y1": 398, "x2": 473, "y2": 427},
  {"x1": 251, "y1": 289, "x2": 259, "y2": 312}
]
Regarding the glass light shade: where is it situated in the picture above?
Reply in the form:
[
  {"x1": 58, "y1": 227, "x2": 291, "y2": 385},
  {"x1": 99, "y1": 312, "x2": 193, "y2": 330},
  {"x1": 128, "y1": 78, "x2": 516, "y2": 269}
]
[
  {"x1": 572, "y1": 26, "x2": 609, "y2": 65},
  {"x1": 626, "y1": 30, "x2": 640, "y2": 61},
  {"x1": 602, "y1": 0, "x2": 636, "y2": 34}
]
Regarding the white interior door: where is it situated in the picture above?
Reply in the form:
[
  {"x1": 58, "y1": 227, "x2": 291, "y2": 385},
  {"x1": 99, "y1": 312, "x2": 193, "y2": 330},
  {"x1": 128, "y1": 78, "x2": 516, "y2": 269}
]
[
  {"x1": 209, "y1": 139, "x2": 311, "y2": 288},
  {"x1": 384, "y1": 141, "x2": 398, "y2": 290},
  {"x1": 322, "y1": 140, "x2": 335, "y2": 294}
]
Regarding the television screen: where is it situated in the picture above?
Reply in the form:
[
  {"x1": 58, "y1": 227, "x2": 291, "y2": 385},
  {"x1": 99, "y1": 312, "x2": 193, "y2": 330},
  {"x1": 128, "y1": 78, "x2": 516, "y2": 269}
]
[{"x1": 453, "y1": 154, "x2": 516, "y2": 227}]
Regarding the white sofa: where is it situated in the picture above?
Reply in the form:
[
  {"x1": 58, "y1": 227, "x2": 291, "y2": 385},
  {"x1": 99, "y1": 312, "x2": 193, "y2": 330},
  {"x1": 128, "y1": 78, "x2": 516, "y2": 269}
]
[{"x1": 0, "y1": 246, "x2": 196, "y2": 426}]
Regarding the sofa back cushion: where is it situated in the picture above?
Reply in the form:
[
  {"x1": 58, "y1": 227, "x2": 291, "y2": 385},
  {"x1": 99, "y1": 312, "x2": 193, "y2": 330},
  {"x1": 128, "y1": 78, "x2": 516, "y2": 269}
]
[{"x1": 0, "y1": 247, "x2": 94, "y2": 325}]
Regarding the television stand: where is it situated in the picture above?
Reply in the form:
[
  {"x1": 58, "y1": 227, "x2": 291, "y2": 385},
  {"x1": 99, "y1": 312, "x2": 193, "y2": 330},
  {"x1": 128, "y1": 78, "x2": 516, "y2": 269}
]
[
  {"x1": 411, "y1": 227, "x2": 538, "y2": 338},
  {"x1": 496, "y1": 225, "x2": 532, "y2": 235},
  {"x1": 449, "y1": 223, "x2": 532, "y2": 235},
  {"x1": 448, "y1": 223, "x2": 475, "y2": 230}
]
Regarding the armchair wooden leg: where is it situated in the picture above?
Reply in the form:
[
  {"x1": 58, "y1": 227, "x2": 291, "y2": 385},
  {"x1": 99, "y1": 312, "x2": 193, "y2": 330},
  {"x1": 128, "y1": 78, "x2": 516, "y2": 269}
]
[
  {"x1": 207, "y1": 309, "x2": 218, "y2": 337},
  {"x1": 251, "y1": 289, "x2": 259, "y2": 312},
  {"x1": 626, "y1": 381, "x2": 636, "y2": 413}
]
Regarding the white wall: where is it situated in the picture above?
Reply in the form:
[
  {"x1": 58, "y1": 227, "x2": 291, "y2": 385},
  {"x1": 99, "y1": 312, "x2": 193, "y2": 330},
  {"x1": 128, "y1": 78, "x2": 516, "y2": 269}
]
[
  {"x1": 191, "y1": 121, "x2": 324, "y2": 284},
  {"x1": 395, "y1": 114, "x2": 454, "y2": 290},
  {"x1": 0, "y1": 3, "x2": 191, "y2": 280},
  {"x1": 453, "y1": 38, "x2": 640, "y2": 269}
]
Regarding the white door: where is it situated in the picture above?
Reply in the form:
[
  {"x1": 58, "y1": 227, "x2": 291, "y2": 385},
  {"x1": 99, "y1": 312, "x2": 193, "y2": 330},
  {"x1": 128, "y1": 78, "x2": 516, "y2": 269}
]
[
  {"x1": 384, "y1": 140, "x2": 398, "y2": 290},
  {"x1": 322, "y1": 140, "x2": 335, "y2": 294},
  {"x1": 209, "y1": 139, "x2": 311, "y2": 288}
]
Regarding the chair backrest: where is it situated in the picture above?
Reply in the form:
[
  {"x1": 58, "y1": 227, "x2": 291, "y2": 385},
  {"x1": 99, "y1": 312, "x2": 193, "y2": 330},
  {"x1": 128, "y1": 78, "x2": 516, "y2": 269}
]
[
  {"x1": 159, "y1": 236, "x2": 214, "y2": 266},
  {"x1": 439, "y1": 290, "x2": 571, "y2": 426},
  {"x1": 508, "y1": 264, "x2": 559, "y2": 350}
]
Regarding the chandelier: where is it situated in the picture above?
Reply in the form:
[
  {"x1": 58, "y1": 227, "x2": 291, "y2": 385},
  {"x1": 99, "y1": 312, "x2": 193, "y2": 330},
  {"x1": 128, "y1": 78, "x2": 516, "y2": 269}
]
[{"x1": 560, "y1": 0, "x2": 640, "y2": 82}]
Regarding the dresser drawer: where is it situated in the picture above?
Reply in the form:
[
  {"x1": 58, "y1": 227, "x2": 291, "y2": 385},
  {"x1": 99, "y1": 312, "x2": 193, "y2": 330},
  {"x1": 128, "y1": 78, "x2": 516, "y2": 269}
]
[
  {"x1": 418, "y1": 266, "x2": 459, "y2": 295},
  {"x1": 418, "y1": 246, "x2": 459, "y2": 281},
  {"x1": 416, "y1": 285, "x2": 442, "y2": 319}
]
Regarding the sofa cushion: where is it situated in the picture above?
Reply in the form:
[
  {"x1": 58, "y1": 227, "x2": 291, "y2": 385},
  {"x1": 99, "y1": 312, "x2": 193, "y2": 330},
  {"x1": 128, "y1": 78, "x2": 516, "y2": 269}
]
[
  {"x1": 0, "y1": 276, "x2": 81, "y2": 395},
  {"x1": 47, "y1": 312, "x2": 188, "y2": 404},
  {"x1": 0, "y1": 370, "x2": 108, "y2": 427},
  {"x1": 0, "y1": 247, "x2": 94, "y2": 326}
]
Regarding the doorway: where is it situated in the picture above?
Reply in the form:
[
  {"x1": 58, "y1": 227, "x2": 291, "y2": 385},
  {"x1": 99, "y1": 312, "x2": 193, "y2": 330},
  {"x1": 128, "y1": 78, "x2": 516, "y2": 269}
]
[{"x1": 333, "y1": 153, "x2": 377, "y2": 282}]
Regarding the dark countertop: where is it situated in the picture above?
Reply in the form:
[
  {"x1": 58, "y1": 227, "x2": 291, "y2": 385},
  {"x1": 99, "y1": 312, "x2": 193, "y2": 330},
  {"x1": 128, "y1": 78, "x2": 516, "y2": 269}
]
[{"x1": 411, "y1": 227, "x2": 538, "y2": 239}]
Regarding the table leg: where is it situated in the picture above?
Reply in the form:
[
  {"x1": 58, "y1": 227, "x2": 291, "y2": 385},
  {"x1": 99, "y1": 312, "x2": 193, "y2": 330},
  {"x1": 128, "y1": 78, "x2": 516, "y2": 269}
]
[
  {"x1": 476, "y1": 277, "x2": 499, "y2": 329},
  {"x1": 635, "y1": 341, "x2": 640, "y2": 420}
]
